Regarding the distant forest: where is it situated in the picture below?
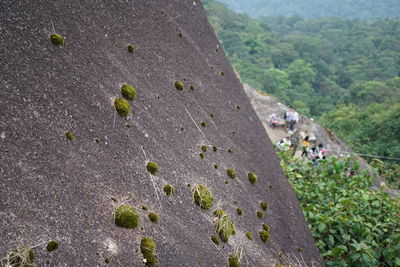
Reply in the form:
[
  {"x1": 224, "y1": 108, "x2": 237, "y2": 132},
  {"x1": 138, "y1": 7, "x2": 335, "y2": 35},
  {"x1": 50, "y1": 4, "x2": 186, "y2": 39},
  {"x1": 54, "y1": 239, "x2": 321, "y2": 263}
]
[
  {"x1": 216, "y1": 0, "x2": 400, "y2": 20},
  {"x1": 203, "y1": 0, "x2": 400, "y2": 187}
]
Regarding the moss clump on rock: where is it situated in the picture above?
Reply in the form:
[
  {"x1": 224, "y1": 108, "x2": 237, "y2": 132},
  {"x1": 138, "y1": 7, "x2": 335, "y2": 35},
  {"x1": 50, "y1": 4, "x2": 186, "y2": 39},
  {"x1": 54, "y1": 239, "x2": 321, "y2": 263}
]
[
  {"x1": 163, "y1": 184, "x2": 175, "y2": 196},
  {"x1": 213, "y1": 164, "x2": 219, "y2": 169},
  {"x1": 212, "y1": 146, "x2": 218, "y2": 152},
  {"x1": 245, "y1": 232, "x2": 254, "y2": 240},
  {"x1": 248, "y1": 172, "x2": 258, "y2": 184},
  {"x1": 46, "y1": 241, "x2": 59, "y2": 252},
  {"x1": 175, "y1": 81, "x2": 184, "y2": 91},
  {"x1": 262, "y1": 223, "x2": 270, "y2": 232},
  {"x1": 148, "y1": 212, "x2": 159, "y2": 223},
  {"x1": 114, "y1": 98, "x2": 131, "y2": 117},
  {"x1": 127, "y1": 44, "x2": 136, "y2": 53},
  {"x1": 66, "y1": 131, "x2": 75, "y2": 140},
  {"x1": 260, "y1": 201, "x2": 268, "y2": 210},
  {"x1": 199, "y1": 153, "x2": 205, "y2": 159},
  {"x1": 146, "y1": 161, "x2": 158, "y2": 175},
  {"x1": 200, "y1": 121, "x2": 207, "y2": 127},
  {"x1": 121, "y1": 84, "x2": 137, "y2": 101},
  {"x1": 201, "y1": 145, "x2": 208, "y2": 152},
  {"x1": 211, "y1": 235, "x2": 219, "y2": 245},
  {"x1": 214, "y1": 210, "x2": 235, "y2": 243},
  {"x1": 140, "y1": 237, "x2": 157, "y2": 266},
  {"x1": 228, "y1": 253, "x2": 240, "y2": 267},
  {"x1": 190, "y1": 85, "x2": 195, "y2": 90},
  {"x1": 114, "y1": 204, "x2": 138, "y2": 229},
  {"x1": 226, "y1": 169, "x2": 236, "y2": 179},
  {"x1": 193, "y1": 184, "x2": 213, "y2": 210},
  {"x1": 50, "y1": 33, "x2": 64, "y2": 46},
  {"x1": 227, "y1": 149, "x2": 233, "y2": 153},
  {"x1": 259, "y1": 230, "x2": 270, "y2": 243},
  {"x1": 257, "y1": 211, "x2": 264, "y2": 219},
  {"x1": 8, "y1": 246, "x2": 35, "y2": 267},
  {"x1": 213, "y1": 209, "x2": 224, "y2": 217},
  {"x1": 236, "y1": 208, "x2": 243, "y2": 216}
]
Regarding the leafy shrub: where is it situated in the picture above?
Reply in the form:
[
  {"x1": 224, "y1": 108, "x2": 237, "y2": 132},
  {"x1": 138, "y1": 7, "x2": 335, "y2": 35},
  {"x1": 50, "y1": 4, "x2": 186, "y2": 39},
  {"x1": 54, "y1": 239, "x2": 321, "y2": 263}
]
[{"x1": 277, "y1": 149, "x2": 400, "y2": 266}]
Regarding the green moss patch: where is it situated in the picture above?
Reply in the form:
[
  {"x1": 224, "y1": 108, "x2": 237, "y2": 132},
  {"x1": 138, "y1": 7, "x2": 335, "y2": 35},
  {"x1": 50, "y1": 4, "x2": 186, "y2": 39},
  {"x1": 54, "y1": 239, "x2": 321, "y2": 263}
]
[
  {"x1": 66, "y1": 131, "x2": 75, "y2": 140},
  {"x1": 46, "y1": 241, "x2": 59, "y2": 252},
  {"x1": 226, "y1": 169, "x2": 236, "y2": 179},
  {"x1": 257, "y1": 211, "x2": 264, "y2": 219},
  {"x1": 114, "y1": 204, "x2": 138, "y2": 229},
  {"x1": 199, "y1": 153, "x2": 205, "y2": 159},
  {"x1": 201, "y1": 145, "x2": 208, "y2": 152},
  {"x1": 127, "y1": 44, "x2": 136, "y2": 53},
  {"x1": 50, "y1": 33, "x2": 64, "y2": 46},
  {"x1": 146, "y1": 161, "x2": 158, "y2": 175},
  {"x1": 175, "y1": 81, "x2": 184, "y2": 91},
  {"x1": 259, "y1": 230, "x2": 270, "y2": 243},
  {"x1": 245, "y1": 232, "x2": 254, "y2": 240},
  {"x1": 163, "y1": 184, "x2": 175, "y2": 196},
  {"x1": 193, "y1": 184, "x2": 213, "y2": 210},
  {"x1": 114, "y1": 98, "x2": 131, "y2": 117},
  {"x1": 8, "y1": 246, "x2": 35, "y2": 267},
  {"x1": 212, "y1": 146, "x2": 218, "y2": 152},
  {"x1": 228, "y1": 252, "x2": 240, "y2": 267},
  {"x1": 121, "y1": 84, "x2": 137, "y2": 101},
  {"x1": 262, "y1": 223, "x2": 270, "y2": 232},
  {"x1": 213, "y1": 209, "x2": 224, "y2": 217},
  {"x1": 200, "y1": 121, "x2": 207, "y2": 127},
  {"x1": 260, "y1": 201, "x2": 268, "y2": 210},
  {"x1": 140, "y1": 237, "x2": 157, "y2": 266},
  {"x1": 211, "y1": 235, "x2": 219, "y2": 245},
  {"x1": 248, "y1": 172, "x2": 258, "y2": 184},
  {"x1": 228, "y1": 149, "x2": 233, "y2": 153},
  {"x1": 213, "y1": 164, "x2": 219, "y2": 169},
  {"x1": 148, "y1": 212, "x2": 159, "y2": 223},
  {"x1": 214, "y1": 210, "x2": 235, "y2": 243},
  {"x1": 190, "y1": 85, "x2": 195, "y2": 90},
  {"x1": 236, "y1": 208, "x2": 243, "y2": 216}
]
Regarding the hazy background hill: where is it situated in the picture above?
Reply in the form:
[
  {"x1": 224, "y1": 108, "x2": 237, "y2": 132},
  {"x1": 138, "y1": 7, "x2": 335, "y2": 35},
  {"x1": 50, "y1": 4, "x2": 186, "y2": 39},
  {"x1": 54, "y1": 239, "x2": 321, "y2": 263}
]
[{"x1": 216, "y1": 0, "x2": 400, "y2": 20}]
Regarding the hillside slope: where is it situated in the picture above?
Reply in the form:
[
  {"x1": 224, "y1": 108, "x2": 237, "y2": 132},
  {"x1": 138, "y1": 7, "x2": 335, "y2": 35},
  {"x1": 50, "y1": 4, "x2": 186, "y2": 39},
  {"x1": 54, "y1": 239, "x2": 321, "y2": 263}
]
[
  {"x1": 0, "y1": 0, "x2": 322, "y2": 266},
  {"x1": 217, "y1": 0, "x2": 400, "y2": 19}
]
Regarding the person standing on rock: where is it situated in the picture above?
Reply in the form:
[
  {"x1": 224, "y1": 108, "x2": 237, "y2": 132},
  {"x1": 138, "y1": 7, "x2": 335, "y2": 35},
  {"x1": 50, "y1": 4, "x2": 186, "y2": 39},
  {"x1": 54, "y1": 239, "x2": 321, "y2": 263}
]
[
  {"x1": 289, "y1": 108, "x2": 299, "y2": 132},
  {"x1": 290, "y1": 129, "x2": 301, "y2": 156},
  {"x1": 284, "y1": 109, "x2": 292, "y2": 131},
  {"x1": 301, "y1": 136, "x2": 310, "y2": 158}
]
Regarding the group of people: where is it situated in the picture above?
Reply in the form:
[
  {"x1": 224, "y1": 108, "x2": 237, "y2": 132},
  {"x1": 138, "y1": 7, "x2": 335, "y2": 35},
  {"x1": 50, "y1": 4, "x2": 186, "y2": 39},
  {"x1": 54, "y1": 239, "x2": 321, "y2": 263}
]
[
  {"x1": 277, "y1": 131, "x2": 327, "y2": 164},
  {"x1": 268, "y1": 107, "x2": 299, "y2": 133}
]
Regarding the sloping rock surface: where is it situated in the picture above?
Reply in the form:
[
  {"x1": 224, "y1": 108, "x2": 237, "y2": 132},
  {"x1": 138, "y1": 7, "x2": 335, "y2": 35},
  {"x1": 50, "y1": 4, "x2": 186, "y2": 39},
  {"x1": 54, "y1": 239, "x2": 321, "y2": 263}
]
[{"x1": 0, "y1": 1, "x2": 322, "y2": 266}]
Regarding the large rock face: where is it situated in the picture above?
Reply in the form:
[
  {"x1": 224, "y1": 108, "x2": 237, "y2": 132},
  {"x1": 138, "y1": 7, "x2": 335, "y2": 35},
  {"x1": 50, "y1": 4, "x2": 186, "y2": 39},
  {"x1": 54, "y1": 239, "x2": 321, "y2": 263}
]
[{"x1": 0, "y1": 1, "x2": 322, "y2": 266}]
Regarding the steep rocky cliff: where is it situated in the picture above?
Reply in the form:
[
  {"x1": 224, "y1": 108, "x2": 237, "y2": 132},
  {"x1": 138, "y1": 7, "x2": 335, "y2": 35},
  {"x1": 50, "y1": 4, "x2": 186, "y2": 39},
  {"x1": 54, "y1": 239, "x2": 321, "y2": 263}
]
[{"x1": 0, "y1": 1, "x2": 322, "y2": 266}]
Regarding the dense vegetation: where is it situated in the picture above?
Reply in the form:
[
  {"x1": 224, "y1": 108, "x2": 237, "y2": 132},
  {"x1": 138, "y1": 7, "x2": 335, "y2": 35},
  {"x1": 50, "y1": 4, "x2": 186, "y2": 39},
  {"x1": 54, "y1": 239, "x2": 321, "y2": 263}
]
[
  {"x1": 217, "y1": 0, "x2": 400, "y2": 20},
  {"x1": 278, "y1": 150, "x2": 400, "y2": 266},
  {"x1": 203, "y1": 0, "x2": 400, "y2": 187}
]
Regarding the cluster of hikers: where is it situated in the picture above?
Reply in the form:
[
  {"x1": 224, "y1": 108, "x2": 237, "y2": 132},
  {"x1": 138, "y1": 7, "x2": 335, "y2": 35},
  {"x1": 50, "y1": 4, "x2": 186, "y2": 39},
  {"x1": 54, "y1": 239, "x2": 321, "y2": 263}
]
[
  {"x1": 276, "y1": 130, "x2": 327, "y2": 164},
  {"x1": 268, "y1": 107, "x2": 299, "y2": 133}
]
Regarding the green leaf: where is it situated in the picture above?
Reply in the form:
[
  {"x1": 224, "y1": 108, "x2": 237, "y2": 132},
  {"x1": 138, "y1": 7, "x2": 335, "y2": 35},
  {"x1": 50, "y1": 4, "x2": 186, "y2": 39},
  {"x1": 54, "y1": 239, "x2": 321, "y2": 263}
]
[{"x1": 318, "y1": 223, "x2": 326, "y2": 233}]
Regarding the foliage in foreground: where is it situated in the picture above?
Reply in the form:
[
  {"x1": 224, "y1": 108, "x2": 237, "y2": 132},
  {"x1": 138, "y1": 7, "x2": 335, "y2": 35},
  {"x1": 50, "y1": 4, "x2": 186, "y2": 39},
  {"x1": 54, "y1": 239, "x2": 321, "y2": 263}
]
[{"x1": 278, "y1": 150, "x2": 400, "y2": 266}]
